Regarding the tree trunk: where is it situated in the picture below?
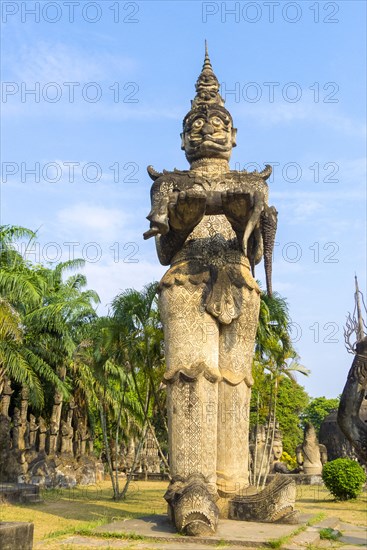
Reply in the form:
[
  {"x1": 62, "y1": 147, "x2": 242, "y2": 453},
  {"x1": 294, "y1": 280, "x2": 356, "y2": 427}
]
[
  {"x1": 262, "y1": 378, "x2": 278, "y2": 488},
  {"x1": 100, "y1": 403, "x2": 118, "y2": 498}
]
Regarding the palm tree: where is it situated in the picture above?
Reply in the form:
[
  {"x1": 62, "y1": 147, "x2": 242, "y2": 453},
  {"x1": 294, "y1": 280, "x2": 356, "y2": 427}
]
[
  {"x1": 252, "y1": 290, "x2": 310, "y2": 487},
  {"x1": 107, "y1": 283, "x2": 168, "y2": 495},
  {"x1": 23, "y1": 260, "x2": 100, "y2": 445},
  {"x1": 72, "y1": 315, "x2": 144, "y2": 499},
  {"x1": 0, "y1": 226, "x2": 64, "y2": 404}
]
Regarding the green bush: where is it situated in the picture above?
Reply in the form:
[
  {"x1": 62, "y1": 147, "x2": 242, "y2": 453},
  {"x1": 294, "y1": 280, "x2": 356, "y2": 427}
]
[{"x1": 322, "y1": 458, "x2": 366, "y2": 500}]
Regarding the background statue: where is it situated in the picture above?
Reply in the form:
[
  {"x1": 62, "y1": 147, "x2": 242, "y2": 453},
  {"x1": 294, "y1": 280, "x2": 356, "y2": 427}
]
[
  {"x1": 28, "y1": 414, "x2": 39, "y2": 450},
  {"x1": 296, "y1": 423, "x2": 327, "y2": 475},
  {"x1": 338, "y1": 337, "x2": 367, "y2": 463},
  {"x1": 145, "y1": 45, "x2": 277, "y2": 535},
  {"x1": 319, "y1": 409, "x2": 358, "y2": 461},
  {"x1": 338, "y1": 276, "x2": 367, "y2": 464},
  {"x1": 37, "y1": 416, "x2": 47, "y2": 454}
]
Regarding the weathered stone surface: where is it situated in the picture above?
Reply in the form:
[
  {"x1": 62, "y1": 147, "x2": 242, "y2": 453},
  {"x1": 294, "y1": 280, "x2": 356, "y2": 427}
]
[
  {"x1": 165, "y1": 474, "x2": 219, "y2": 536},
  {"x1": 338, "y1": 336, "x2": 367, "y2": 463},
  {"x1": 145, "y1": 44, "x2": 277, "y2": 534},
  {"x1": 249, "y1": 419, "x2": 291, "y2": 483},
  {"x1": 296, "y1": 423, "x2": 327, "y2": 475},
  {"x1": 0, "y1": 522, "x2": 34, "y2": 550},
  {"x1": 22, "y1": 455, "x2": 104, "y2": 488},
  {"x1": 229, "y1": 475, "x2": 299, "y2": 524},
  {"x1": 319, "y1": 409, "x2": 358, "y2": 461}
]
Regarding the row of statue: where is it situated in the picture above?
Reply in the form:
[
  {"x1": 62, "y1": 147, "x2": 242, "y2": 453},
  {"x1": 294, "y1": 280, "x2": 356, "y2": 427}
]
[
  {"x1": 0, "y1": 381, "x2": 91, "y2": 459},
  {"x1": 0, "y1": 376, "x2": 163, "y2": 483},
  {"x1": 0, "y1": 375, "x2": 357, "y2": 485},
  {"x1": 249, "y1": 420, "x2": 328, "y2": 480}
]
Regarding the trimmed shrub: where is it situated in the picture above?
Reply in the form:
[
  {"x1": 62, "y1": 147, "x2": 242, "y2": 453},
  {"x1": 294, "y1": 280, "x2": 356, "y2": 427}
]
[{"x1": 322, "y1": 458, "x2": 366, "y2": 500}]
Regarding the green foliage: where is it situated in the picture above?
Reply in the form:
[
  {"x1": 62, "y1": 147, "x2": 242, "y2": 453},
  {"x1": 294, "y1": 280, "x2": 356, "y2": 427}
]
[
  {"x1": 281, "y1": 451, "x2": 297, "y2": 470},
  {"x1": 251, "y1": 375, "x2": 309, "y2": 454},
  {"x1": 302, "y1": 396, "x2": 340, "y2": 435},
  {"x1": 319, "y1": 527, "x2": 342, "y2": 540},
  {"x1": 276, "y1": 378, "x2": 309, "y2": 453},
  {"x1": 322, "y1": 458, "x2": 366, "y2": 500},
  {"x1": 251, "y1": 290, "x2": 310, "y2": 457}
]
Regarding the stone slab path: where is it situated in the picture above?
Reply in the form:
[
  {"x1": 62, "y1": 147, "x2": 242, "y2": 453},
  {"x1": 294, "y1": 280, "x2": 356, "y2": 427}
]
[{"x1": 37, "y1": 514, "x2": 367, "y2": 549}]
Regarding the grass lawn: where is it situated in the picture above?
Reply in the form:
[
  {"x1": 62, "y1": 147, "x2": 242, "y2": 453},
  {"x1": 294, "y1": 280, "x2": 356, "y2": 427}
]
[
  {"x1": 295, "y1": 484, "x2": 367, "y2": 526},
  {"x1": 0, "y1": 480, "x2": 366, "y2": 548}
]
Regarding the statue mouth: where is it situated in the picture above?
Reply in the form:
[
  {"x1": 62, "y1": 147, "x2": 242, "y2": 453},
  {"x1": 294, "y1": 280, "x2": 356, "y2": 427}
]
[{"x1": 189, "y1": 136, "x2": 229, "y2": 147}]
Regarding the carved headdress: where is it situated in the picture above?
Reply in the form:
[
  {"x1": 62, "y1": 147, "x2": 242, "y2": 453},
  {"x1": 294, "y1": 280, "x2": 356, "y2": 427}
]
[{"x1": 183, "y1": 42, "x2": 234, "y2": 127}]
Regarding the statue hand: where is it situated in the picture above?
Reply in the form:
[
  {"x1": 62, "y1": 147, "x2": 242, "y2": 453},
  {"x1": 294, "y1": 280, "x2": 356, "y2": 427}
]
[
  {"x1": 168, "y1": 189, "x2": 206, "y2": 232},
  {"x1": 221, "y1": 188, "x2": 252, "y2": 231}
]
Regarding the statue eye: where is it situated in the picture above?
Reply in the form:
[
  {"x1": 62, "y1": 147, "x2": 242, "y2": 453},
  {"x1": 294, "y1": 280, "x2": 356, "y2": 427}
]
[
  {"x1": 211, "y1": 117, "x2": 222, "y2": 128},
  {"x1": 192, "y1": 119, "x2": 204, "y2": 130}
]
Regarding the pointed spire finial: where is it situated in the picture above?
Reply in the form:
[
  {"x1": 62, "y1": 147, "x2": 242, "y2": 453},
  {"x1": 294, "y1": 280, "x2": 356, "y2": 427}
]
[
  {"x1": 203, "y1": 40, "x2": 212, "y2": 71},
  {"x1": 182, "y1": 45, "x2": 235, "y2": 132},
  {"x1": 188, "y1": 42, "x2": 225, "y2": 111}
]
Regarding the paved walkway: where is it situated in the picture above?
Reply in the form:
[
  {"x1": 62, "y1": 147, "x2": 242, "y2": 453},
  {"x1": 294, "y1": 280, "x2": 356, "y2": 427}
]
[{"x1": 37, "y1": 514, "x2": 366, "y2": 549}]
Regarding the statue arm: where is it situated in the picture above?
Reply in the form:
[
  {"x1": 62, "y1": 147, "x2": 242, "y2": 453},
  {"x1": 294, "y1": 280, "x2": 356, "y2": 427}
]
[
  {"x1": 149, "y1": 187, "x2": 207, "y2": 265},
  {"x1": 295, "y1": 445, "x2": 303, "y2": 465}
]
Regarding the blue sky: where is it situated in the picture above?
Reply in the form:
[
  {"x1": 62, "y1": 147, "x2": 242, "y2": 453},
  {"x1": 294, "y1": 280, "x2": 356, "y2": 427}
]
[{"x1": 1, "y1": 0, "x2": 366, "y2": 398}]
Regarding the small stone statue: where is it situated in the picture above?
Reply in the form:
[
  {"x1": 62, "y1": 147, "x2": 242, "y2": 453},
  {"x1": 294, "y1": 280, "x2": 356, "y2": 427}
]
[
  {"x1": 0, "y1": 377, "x2": 13, "y2": 417},
  {"x1": 296, "y1": 423, "x2": 327, "y2": 475},
  {"x1": 249, "y1": 425, "x2": 269, "y2": 480},
  {"x1": 270, "y1": 426, "x2": 284, "y2": 473},
  {"x1": 61, "y1": 399, "x2": 76, "y2": 454},
  {"x1": 0, "y1": 378, "x2": 13, "y2": 461},
  {"x1": 28, "y1": 414, "x2": 39, "y2": 450},
  {"x1": 37, "y1": 416, "x2": 47, "y2": 454},
  {"x1": 48, "y1": 420, "x2": 59, "y2": 454},
  {"x1": 12, "y1": 407, "x2": 27, "y2": 451},
  {"x1": 60, "y1": 420, "x2": 74, "y2": 454}
]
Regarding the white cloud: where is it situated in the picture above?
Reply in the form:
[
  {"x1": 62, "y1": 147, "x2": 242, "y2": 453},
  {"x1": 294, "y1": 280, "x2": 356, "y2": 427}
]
[
  {"x1": 57, "y1": 203, "x2": 129, "y2": 239},
  {"x1": 291, "y1": 200, "x2": 323, "y2": 223},
  {"x1": 6, "y1": 41, "x2": 136, "y2": 83}
]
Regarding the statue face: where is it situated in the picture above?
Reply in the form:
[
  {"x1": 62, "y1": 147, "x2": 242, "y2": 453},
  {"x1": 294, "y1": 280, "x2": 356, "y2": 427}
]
[
  {"x1": 273, "y1": 442, "x2": 283, "y2": 460},
  {"x1": 181, "y1": 108, "x2": 237, "y2": 163}
]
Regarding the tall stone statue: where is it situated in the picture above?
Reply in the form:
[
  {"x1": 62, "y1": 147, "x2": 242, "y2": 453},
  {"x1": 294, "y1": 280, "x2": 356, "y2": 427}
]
[{"x1": 144, "y1": 45, "x2": 277, "y2": 535}]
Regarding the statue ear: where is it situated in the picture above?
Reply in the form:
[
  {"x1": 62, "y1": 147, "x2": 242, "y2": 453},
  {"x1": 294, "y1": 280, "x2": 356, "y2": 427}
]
[
  {"x1": 180, "y1": 132, "x2": 185, "y2": 150},
  {"x1": 231, "y1": 128, "x2": 237, "y2": 148}
]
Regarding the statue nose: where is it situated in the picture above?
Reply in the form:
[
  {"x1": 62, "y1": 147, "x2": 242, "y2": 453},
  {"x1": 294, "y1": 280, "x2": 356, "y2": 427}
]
[{"x1": 202, "y1": 123, "x2": 214, "y2": 135}]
